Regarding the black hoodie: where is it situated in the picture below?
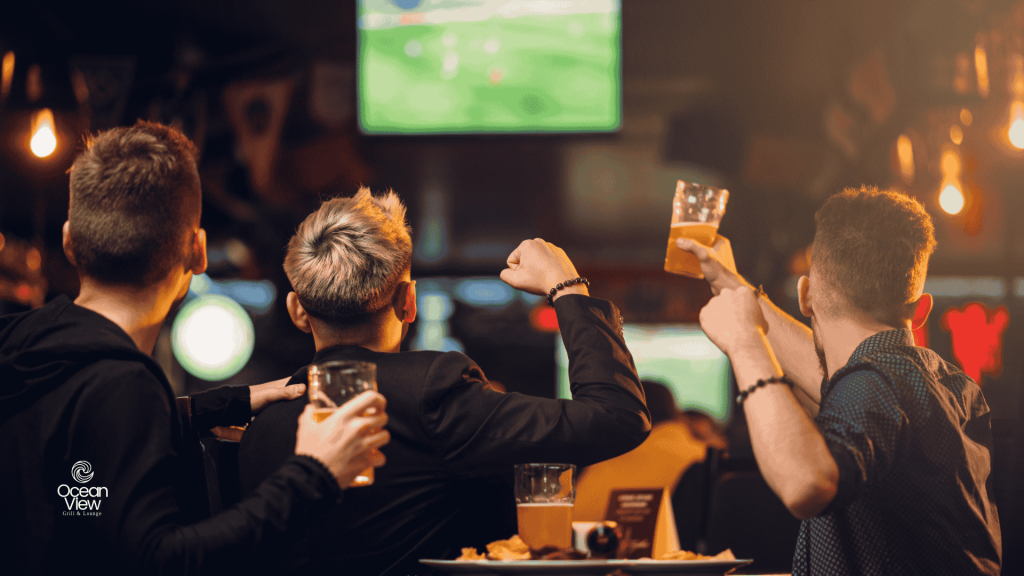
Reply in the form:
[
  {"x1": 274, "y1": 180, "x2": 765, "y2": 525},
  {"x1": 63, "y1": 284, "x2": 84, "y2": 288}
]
[{"x1": 0, "y1": 296, "x2": 342, "y2": 575}]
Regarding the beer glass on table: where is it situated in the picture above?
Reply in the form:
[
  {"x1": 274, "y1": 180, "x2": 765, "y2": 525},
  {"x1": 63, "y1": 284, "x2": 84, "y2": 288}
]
[
  {"x1": 307, "y1": 360, "x2": 379, "y2": 487},
  {"x1": 664, "y1": 181, "x2": 729, "y2": 278},
  {"x1": 514, "y1": 463, "x2": 576, "y2": 551}
]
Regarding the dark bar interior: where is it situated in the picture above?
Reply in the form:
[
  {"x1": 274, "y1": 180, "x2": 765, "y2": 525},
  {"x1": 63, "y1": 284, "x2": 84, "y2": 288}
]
[{"x1": 0, "y1": 1, "x2": 1021, "y2": 575}]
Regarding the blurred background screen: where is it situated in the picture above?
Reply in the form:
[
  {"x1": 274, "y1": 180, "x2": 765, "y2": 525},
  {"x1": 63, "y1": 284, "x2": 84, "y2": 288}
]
[
  {"x1": 557, "y1": 324, "x2": 733, "y2": 422},
  {"x1": 357, "y1": 0, "x2": 621, "y2": 133}
]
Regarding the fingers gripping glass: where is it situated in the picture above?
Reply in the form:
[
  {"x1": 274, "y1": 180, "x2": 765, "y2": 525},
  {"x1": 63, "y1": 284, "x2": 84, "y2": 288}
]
[
  {"x1": 308, "y1": 360, "x2": 378, "y2": 487},
  {"x1": 664, "y1": 181, "x2": 729, "y2": 278}
]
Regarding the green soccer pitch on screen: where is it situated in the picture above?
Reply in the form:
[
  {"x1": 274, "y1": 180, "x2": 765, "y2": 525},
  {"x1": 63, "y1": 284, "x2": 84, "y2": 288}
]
[
  {"x1": 556, "y1": 324, "x2": 734, "y2": 422},
  {"x1": 357, "y1": 0, "x2": 621, "y2": 134}
]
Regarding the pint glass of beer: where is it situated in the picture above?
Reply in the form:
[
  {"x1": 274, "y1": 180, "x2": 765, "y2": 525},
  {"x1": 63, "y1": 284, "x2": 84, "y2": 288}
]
[
  {"x1": 664, "y1": 181, "x2": 729, "y2": 278},
  {"x1": 514, "y1": 463, "x2": 576, "y2": 551},
  {"x1": 307, "y1": 360, "x2": 378, "y2": 487}
]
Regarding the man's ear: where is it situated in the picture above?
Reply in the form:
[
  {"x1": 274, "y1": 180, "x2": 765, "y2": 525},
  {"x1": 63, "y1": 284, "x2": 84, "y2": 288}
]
[
  {"x1": 797, "y1": 275, "x2": 813, "y2": 318},
  {"x1": 395, "y1": 280, "x2": 417, "y2": 323},
  {"x1": 187, "y1": 228, "x2": 207, "y2": 275},
  {"x1": 62, "y1": 221, "x2": 77, "y2": 267},
  {"x1": 911, "y1": 293, "x2": 933, "y2": 330},
  {"x1": 286, "y1": 292, "x2": 313, "y2": 334}
]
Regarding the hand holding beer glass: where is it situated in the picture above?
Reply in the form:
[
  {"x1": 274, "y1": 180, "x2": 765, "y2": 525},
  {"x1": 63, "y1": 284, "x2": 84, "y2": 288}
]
[
  {"x1": 664, "y1": 181, "x2": 729, "y2": 278},
  {"x1": 515, "y1": 463, "x2": 576, "y2": 551},
  {"x1": 308, "y1": 360, "x2": 381, "y2": 487}
]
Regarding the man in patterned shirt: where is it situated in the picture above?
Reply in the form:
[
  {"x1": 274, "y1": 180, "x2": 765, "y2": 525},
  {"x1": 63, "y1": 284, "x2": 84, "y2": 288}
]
[{"x1": 678, "y1": 186, "x2": 1000, "y2": 575}]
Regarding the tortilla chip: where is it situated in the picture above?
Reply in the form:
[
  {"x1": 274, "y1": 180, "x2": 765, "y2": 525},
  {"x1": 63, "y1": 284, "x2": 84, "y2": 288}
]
[
  {"x1": 486, "y1": 535, "x2": 531, "y2": 560},
  {"x1": 710, "y1": 548, "x2": 736, "y2": 560},
  {"x1": 456, "y1": 547, "x2": 486, "y2": 561},
  {"x1": 658, "y1": 550, "x2": 703, "y2": 560},
  {"x1": 658, "y1": 548, "x2": 736, "y2": 561}
]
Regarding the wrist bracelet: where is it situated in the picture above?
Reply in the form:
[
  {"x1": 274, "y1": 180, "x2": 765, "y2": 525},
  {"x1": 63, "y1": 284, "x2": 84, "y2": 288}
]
[
  {"x1": 547, "y1": 277, "x2": 590, "y2": 305},
  {"x1": 736, "y1": 374, "x2": 794, "y2": 405}
]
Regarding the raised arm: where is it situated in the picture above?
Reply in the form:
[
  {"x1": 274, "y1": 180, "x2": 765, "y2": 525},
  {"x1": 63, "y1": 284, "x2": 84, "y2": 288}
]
[
  {"x1": 424, "y1": 239, "x2": 650, "y2": 470},
  {"x1": 697, "y1": 286, "x2": 838, "y2": 519},
  {"x1": 677, "y1": 236, "x2": 824, "y2": 405}
]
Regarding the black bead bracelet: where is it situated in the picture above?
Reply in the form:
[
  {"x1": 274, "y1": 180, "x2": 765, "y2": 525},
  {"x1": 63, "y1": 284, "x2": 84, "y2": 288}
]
[
  {"x1": 547, "y1": 277, "x2": 590, "y2": 305},
  {"x1": 736, "y1": 374, "x2": 794, "y2": 405}
]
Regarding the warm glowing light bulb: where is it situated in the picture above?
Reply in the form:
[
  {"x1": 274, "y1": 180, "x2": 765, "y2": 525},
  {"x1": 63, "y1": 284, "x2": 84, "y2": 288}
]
[
  {"x1": 896, "y1": 134, "x2": 914, "y2": 182},
  {"x1": 30, "y1": 108, "x2": 56, "y2": 158},
  {"x1": 940, "y1": 149, "x2": 961, "y2": 175},
  {"x1": 1010, "y1": 118, "x2": 1024, "y2": 149},
  {"x1": 940, "y1": 184, "x2": 965, "y2": 215},
  {"x1": 950, "y1": 125, "x2": 964, "y2": 145},
  {"x1": 960, "y1": 108, "x2": 973, "y2": 126},
  {"x1": 975, "y1": 45, "x2": 990, "y2": 98}
]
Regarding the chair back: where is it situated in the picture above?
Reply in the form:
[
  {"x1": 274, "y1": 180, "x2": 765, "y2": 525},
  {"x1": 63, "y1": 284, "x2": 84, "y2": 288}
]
[{"x1": 702, "y1": 468, "x2": 800, "y2": 573}]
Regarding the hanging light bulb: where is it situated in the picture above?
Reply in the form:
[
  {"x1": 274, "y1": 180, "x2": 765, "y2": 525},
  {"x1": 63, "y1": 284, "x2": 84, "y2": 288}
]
[
  {"x1": 30, "y1": 108, "x2": 57, "y2": 158},
  {"x1": 938, "y1": 146, "x2": 965, "y2": 216},
  {"x1": 939, "y1": 184, "x2": 965, "y2": 215},
  {"x1": 1009, "y1": 101, "x2": 1024, "y2": 150}
]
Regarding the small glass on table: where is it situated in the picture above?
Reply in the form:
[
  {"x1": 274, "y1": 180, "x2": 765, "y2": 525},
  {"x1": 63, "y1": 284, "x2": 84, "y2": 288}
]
[
  {"x1": 514, "y1": 463, "x2": 576, "y2": 551},
  {"x1": 664, "y1": 180, "x2": 729, "y2": 278},
  {"x1": 307, "y1": 360, "x2": 378, "y2": 487}
]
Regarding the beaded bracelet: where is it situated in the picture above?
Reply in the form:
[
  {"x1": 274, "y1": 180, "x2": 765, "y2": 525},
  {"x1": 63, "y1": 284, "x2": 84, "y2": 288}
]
[
  {"x1": 547, "y1": 277, "x2": 590, "y2": 305},
  {"x1": 736, "y1": 374, "x2": 794, "y2": 405}
]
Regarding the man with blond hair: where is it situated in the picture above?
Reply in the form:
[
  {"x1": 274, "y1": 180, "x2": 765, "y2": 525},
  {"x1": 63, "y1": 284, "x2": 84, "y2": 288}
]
[
  {"x1": 239, "y1": 187, "x2": 651, "y2": 576},
  {"x1": 0, "y1": 121, "x2": 389, "y2": 575},
  {"x1": 681, "y1": 186, "x2": 1000, "y2": 575}
]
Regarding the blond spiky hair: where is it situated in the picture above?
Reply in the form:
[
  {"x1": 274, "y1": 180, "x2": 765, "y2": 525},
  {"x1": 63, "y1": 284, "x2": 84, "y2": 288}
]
[{"x1": 284, "y1": 187, "x2": 412, "y2": 322}]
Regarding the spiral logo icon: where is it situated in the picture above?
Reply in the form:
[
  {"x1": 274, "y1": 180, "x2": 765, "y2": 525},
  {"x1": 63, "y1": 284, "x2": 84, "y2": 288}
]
[{"x1": 71, "y1": 461, "x2": 93, "y2": 484}]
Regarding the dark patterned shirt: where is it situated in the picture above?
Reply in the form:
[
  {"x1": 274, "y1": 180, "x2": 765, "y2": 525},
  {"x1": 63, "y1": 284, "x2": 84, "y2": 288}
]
[{"x1": 792, "y1": 329, "x2": 1001, "y2": 575}]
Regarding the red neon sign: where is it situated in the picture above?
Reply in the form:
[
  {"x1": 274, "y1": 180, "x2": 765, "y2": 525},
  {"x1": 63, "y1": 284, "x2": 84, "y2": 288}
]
[{"x1": 941, "y1": 302, "x2": 1009, "y2": 386}]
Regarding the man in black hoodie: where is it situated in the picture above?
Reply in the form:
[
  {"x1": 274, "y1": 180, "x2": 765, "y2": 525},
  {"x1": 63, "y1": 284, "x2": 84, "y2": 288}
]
[{"x1": 0, "y1": 120, "x2": 390, "y2": 575}]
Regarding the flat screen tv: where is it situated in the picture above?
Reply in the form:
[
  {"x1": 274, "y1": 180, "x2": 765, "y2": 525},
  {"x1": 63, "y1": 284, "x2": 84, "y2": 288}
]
[
  {"x1": 357, "y1": 0, "x2": 621, "y2": 134},
  {"x1": 556, "y1": 324, "x2": 733, "y2": 422}
]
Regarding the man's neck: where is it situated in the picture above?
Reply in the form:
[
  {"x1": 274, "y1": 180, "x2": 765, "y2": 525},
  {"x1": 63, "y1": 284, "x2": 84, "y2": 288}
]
[
  {"x1": 74, "y1": 278, "x2": 180, "y2": 354},
  {"x1": 820, "y1": 316, "x2": 907, "y2": 380},
  {"x1": 311, "y1": 317, "x2": 404, "y2": 354}
]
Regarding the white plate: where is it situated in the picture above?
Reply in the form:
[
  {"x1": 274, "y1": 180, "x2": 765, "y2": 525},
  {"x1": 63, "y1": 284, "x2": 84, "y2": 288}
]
[{"x1": 419, "y1": 558, "x2": 752, "y2": 576}]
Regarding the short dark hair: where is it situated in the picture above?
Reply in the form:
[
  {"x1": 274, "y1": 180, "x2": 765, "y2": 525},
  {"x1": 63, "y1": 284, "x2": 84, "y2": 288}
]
[
  {"x1": 811, "y1": 186, "x2": 936, "y2": 325},
  {"x1": 67, "y1": 120, "x2": 201, "y2": 286}
]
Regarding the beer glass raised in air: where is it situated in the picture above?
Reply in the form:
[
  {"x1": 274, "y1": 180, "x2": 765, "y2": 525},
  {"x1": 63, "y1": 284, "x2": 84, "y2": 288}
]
[{"x1": 664, "y1": 181, "x2": 729, "y2": 278}]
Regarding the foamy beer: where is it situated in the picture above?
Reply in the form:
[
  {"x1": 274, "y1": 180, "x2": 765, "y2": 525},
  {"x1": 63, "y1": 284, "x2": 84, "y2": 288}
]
[
  {"x1": 308, "y1": 360, "x2": 378, "y2": 487},
  {"x1": 514, "y1": 463, "x2": 576, "y2": 550},
  {"x1": 664, "y1": 181, "x2": 729, "y2": 278}
]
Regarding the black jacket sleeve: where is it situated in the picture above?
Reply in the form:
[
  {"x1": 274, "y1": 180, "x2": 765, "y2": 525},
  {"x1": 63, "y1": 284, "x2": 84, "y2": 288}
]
[
  {"x1": 189, "y1": 385, "x2": 251, "y2": 430},
  {"x1": 422, "y1": 295, "x2": 650, "y2": 471},
  {"x1": 71, "y1": 362, "x2": 341, "y2": 575}
]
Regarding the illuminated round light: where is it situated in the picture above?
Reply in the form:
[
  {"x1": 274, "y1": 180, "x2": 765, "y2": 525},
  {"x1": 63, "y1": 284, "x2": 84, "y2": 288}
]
[
  {"x1": 30, "y1": 126, "x2": 56, "y2": 158},
  {"x1": 1010, "y1": 118, "x2": 1024, "y2": 149},
  {"x1": 30, "y1": 108, "x2": 57, "y2": 158},
  {"x1": 171, "y1": 294, "x2": 255, "y2": 381},
  {"x1": 939, "y1": 185, "x2": 965, "y2": 215},
  {"x1": 950, "y1": 125, "x2": 963, "y2": 145}
]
